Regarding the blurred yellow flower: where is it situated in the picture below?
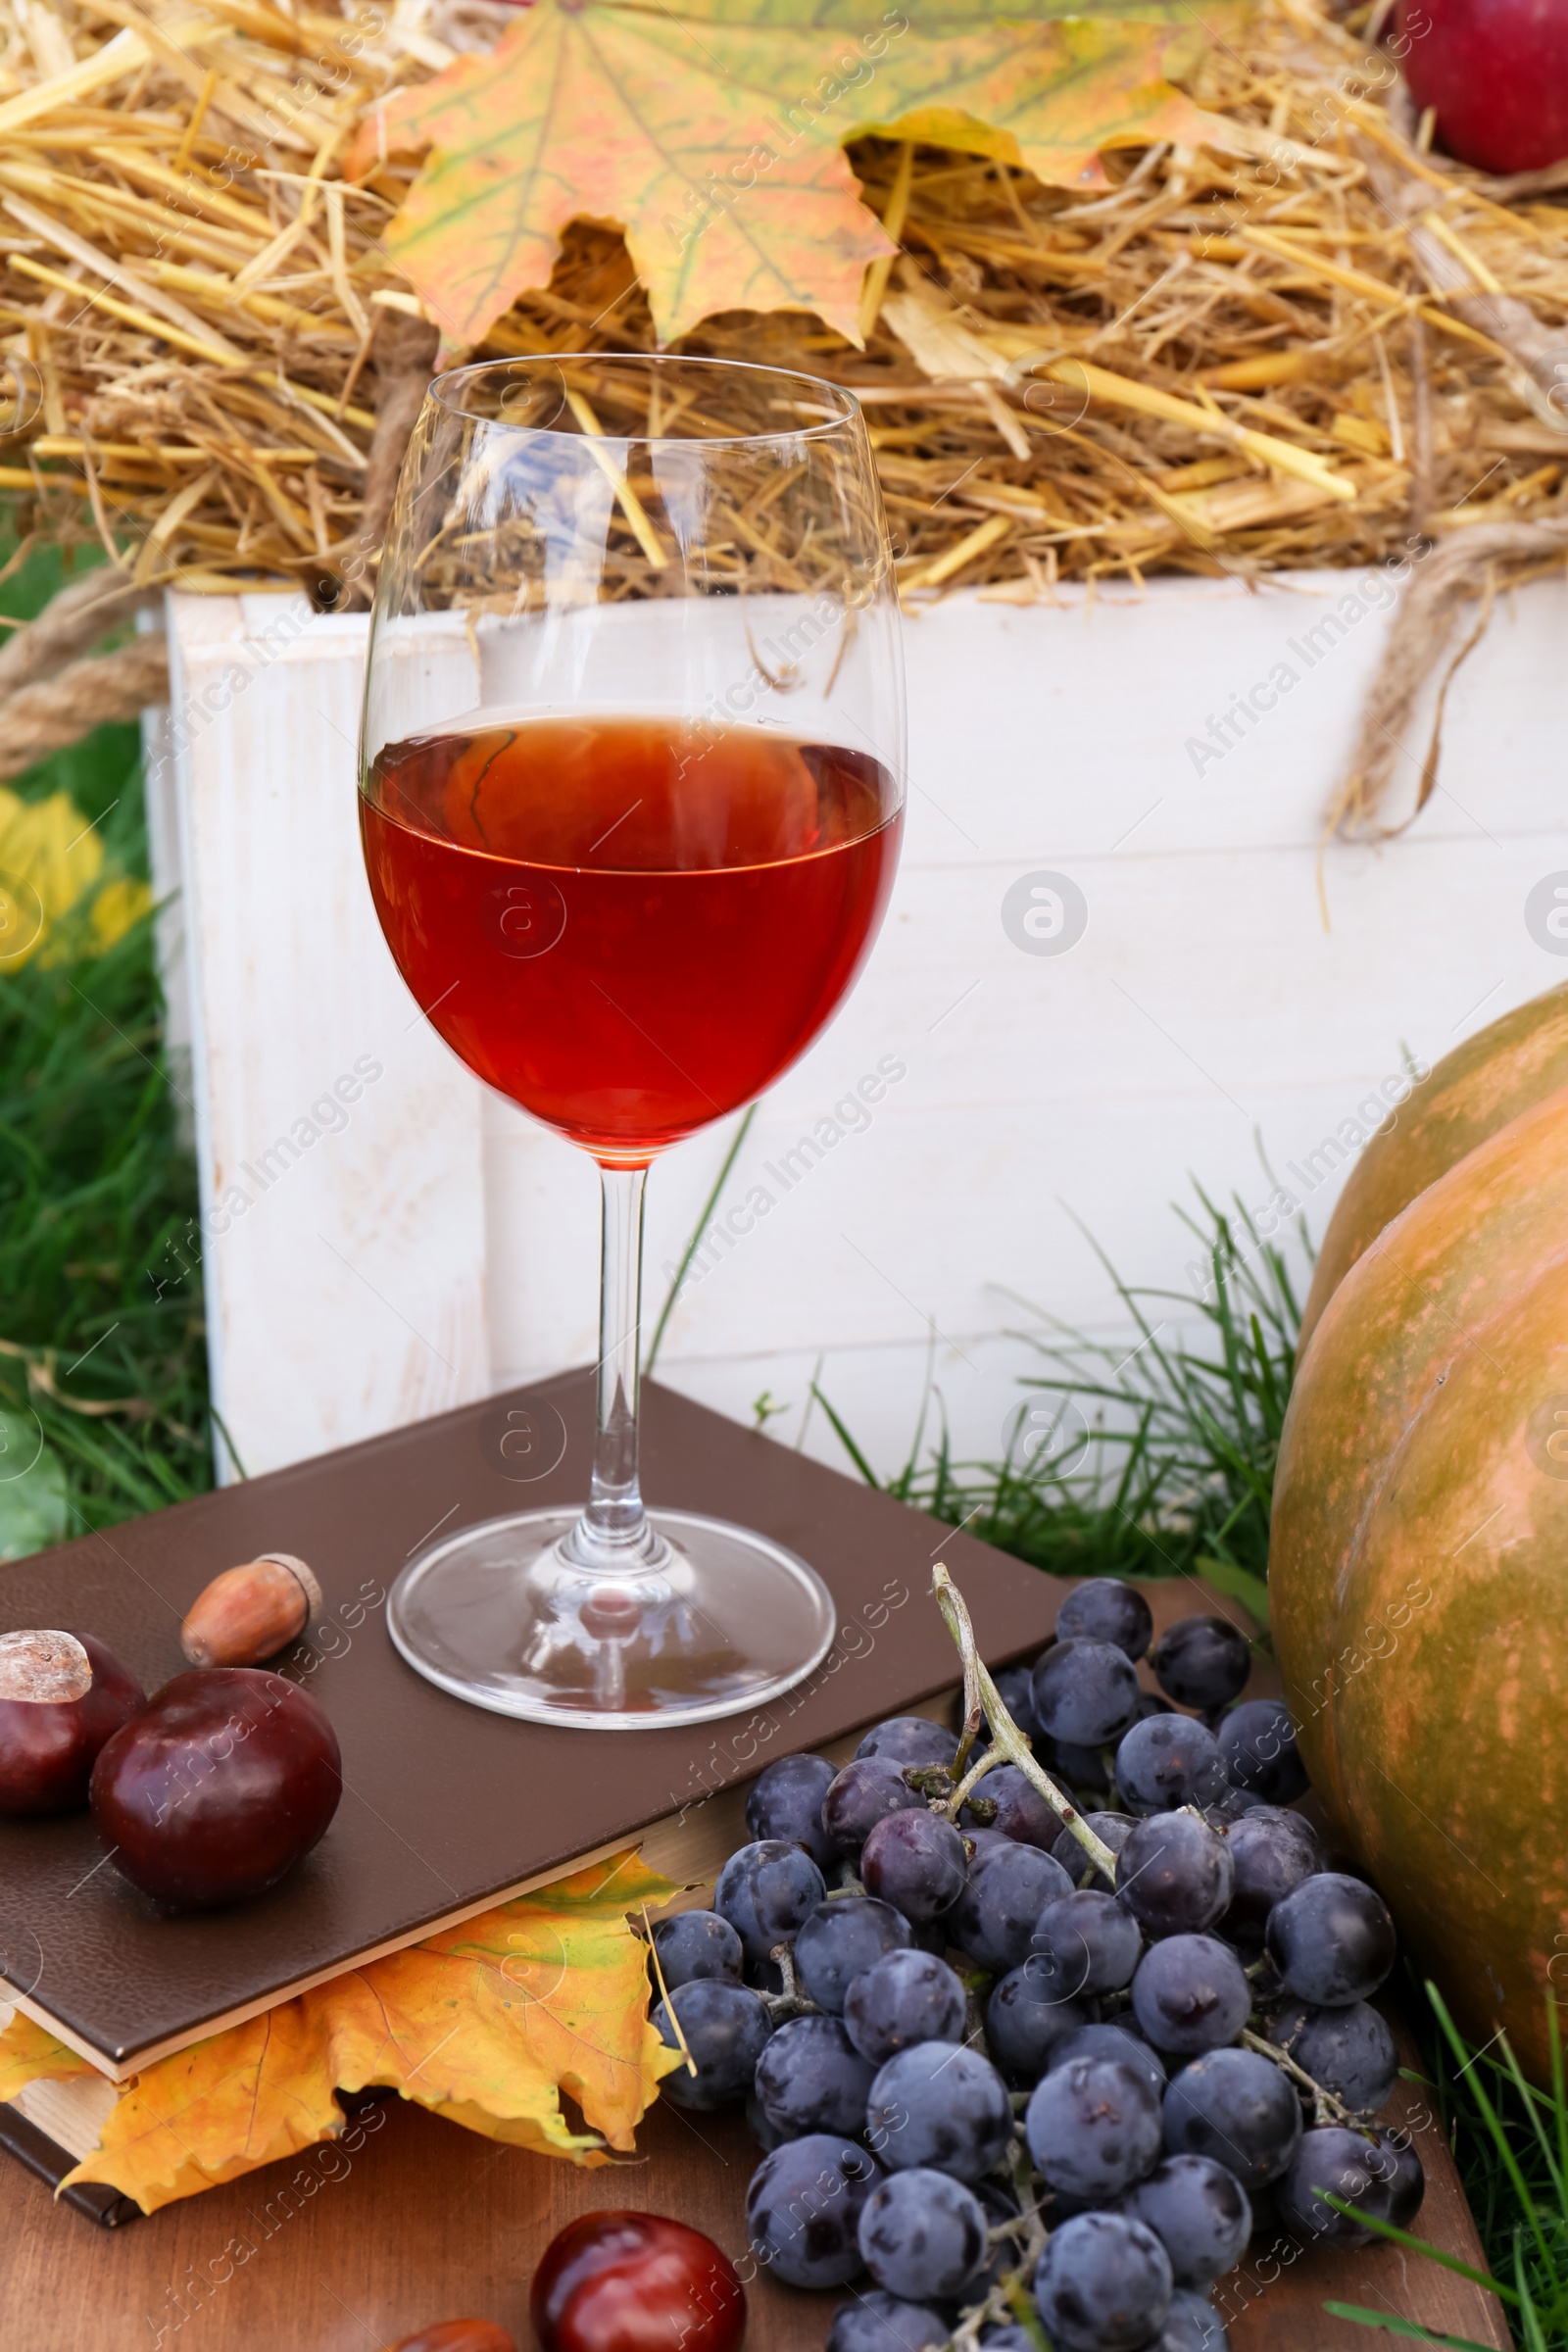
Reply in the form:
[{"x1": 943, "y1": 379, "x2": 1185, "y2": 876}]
[
  {"x1": 0, "y1": 787, "x2": 149, "y2": 972},
  {"x1": 87, "y1": 875, "x2": 155, "y2": 955}
]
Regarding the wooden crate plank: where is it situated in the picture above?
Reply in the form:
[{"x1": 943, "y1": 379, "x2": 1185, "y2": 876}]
[{"x1": 163, "y1": 593, "x2": 491, "y2": 1478}]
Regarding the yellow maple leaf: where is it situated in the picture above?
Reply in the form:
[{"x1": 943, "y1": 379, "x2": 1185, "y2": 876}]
[
  {"x1": 348, "y1": 0, "x2": 1244, "y2": 347},
  {"x1": 0, "y1": 1848, "x2": 681, "y2": 2214},
  {"x1": 0, "y1": 2007, "x2": 94, "y2": 2100}
]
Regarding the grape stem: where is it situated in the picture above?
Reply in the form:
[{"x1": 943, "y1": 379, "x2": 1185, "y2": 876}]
[
  {"x1": 762, "y1": 1941, "x2": 819, "y2": 2023},
  {"x1": 1241, "y1": 2025, "x2": 1357, "y2": 2129},
  {"x1": 932, "y1": 1563, "x2": 1118, "y2": 1882}
]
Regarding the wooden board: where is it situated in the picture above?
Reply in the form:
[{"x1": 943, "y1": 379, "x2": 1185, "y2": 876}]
[
  {"x1": 0, "y1": 2033, "x2": 1510, "y2": 2352},
  {"x1": 156, "y1": 573, "x2": 1568, "y2": 1489},
  {"x1": 160, "y1": 595, "x2": 489, "y2": 1481}
]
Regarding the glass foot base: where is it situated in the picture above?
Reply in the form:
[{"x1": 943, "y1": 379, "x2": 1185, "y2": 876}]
[{"x1": 386, "y1": 1507, "x2": 838, "y2": 1728}]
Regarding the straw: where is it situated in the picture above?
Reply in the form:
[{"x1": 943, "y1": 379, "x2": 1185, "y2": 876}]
[{"x1": 0, "y1": 0, "x2": 1557, "y2": 616}]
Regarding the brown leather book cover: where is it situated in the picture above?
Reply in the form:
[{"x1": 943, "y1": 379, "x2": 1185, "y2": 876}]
[{"x1": 0, "y1": 1370, "x2": 1058, "y2": 2080}]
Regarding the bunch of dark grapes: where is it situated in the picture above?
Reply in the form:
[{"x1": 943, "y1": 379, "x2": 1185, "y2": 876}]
[{"x1": 649, "y1": 1580, "x2": 1420, "y2": 2352}]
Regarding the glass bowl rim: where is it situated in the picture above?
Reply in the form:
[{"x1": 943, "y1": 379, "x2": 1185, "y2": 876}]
[{"x1": 428, "y1": 350, "x2": 865, "y2": 448}]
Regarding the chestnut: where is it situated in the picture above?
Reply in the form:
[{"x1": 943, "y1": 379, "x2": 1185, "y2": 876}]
[
  {"x1": 0, "y1": 1630, "x2": 145, "y2": 1814},
  {"x1": 532, "y1": 2213, "x2": 745, "y2": 2352},
  {"x1": 89, "y1": 1667, "x2": 341, "y2": 1909}
]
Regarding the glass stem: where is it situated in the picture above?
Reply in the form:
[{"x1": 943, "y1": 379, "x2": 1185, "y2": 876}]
[{"x1": 571, "y1": 1165, "x2": 660, "y2": 1571}]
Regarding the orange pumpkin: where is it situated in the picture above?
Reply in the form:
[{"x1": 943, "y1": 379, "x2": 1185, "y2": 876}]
[
  {"x1": 1298, "y1": 980, "x2": 1568, "y2": 1357},
  {"x1": 1272, "y1": 1079, "x2": 1568, "y2": 2080}
]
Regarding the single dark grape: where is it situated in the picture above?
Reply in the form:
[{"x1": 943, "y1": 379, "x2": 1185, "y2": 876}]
[
  {"x1": 1031, "y1": 1888, "x2": 1144, "y2": 1998},
  {"x1": 1162, "y1": 2048, "x2": 1302, "y2": 2190},
  {"x1": 844, "y1": 1947, "x2": 967, "y2": 2067},
  {"x1": 824, "y1": 1758, "x2": 925, "y2": 1854},
  {"x1": 861, "y1": 1809, "x2": 968, "y2": 1923},
  {"x1": 963, "y1": 1825, "x2": 1014, "y2": 1860},
  {"x1": 950, "y1": 1839, "x2": 1074, "y2": 1973},
  {"x1": 653, "y1": 1981, "x2": 772, "y2": 2109},
  {"x1": 714, "y1": 1839, "x2": 826, "y2": 1964},
  {"x1": 867, "y1": 2042, "x2": 1012, "y2": 2181},
  {"x1": 857, "y1": 1716, "x2": 959, "y2": 1771},
  {"x1": 1268, "y1": 1997, "x2": 1397, "y2": 2115},
  {"x1": 986, "y1": 1965, "x2": 1090, "y2": 2086},
  {"x1": 1054, "y1": 1739, "x2": 1115, "y2": 1798},
  {"x1": 1266, "y1": 1872, "x2": 1396, "y2": 2006},
  {"x1": 1025, "y1": 2055, "x2": 1163, "y2": 2199},
  {"x1": 755, "y1": 2012, "x2": 876, "y2": 2139},
  {"x1": 746, "y1": 2132, "x2": 881, "y2": 2288},
  {"x1": 1057, "y1": 1578, "x2": 1154, "y2": 1662},
  {"x1": 858, "y1": 2167, "x2": 989, "y2": 2302},
  {"x1": 1116, "y1": 1813, "x2": 1234, "y2": 1937},
  {"x1": 1217, "y1": 1697, "x2": 1308, "y2": 1804},
  {"x1": 1372, "y1": 2129, "x2": 1426, "y2": 2227},
  {"x1": 993, "y1": 1662, "x2": 1045, "y2": 1743},
  {"x1": 1054, "y1": 1812, "x2": 1136, "y2": 1891},
  {"x1": 976, "y1": 2330, "x2": 1035, "y2": 2351},
  {"x1": 961, "y1": 1762, "x2": 1059, "y2": 1849},
  {"x1": 1277, "y1": 2123, "x2": 1396, "y2": 2247},
  {"x1": 746, "y1": 2087, "x2": 788, "y2": 2152},
  {"x1": 1116, "y1": 1716, "x2": 1228, "y2": 1817},
  {"x1": 1034, "y1": 2210, "x2": 1174, "y2": 2352},
  {"x1": 1205, "y1": 1788, "x2": 1267, "y2": 1826},
  {"x1": 1131, "y1": 1935, "x2": 1251, "y2": 2057},
  {"x1": 1151, "y1": 1618, "x2": 1252, "y2": 1711},
  {"x1": 1122, "y1": 2153, "x2": 1252, "y2": 2285},
  {"x1": 907, "y1": 1911, "x2": 956, "y2": 1958},
  {"x1": 1218, "y1": 1807, "x2": 1322, "y2": 1951},
  {"x1": 1050, "y1": 2024, "x2": 1167, "y2": 2103},
  {"x1": 746, "y1": 1751, "x2": 838, "y2": 1868},
  {"x1": 795, "y1": 1896, "x2": 911, "y2": 2015},
  {"x1": 827, "y1": 2289, "x2": 950, "y2": 2352},
  {"x1": 1156, "y1": 2286, "x2": 1229, "y2": 2352},
  {"x1": 651, "y1": 1908, "x2": 744, "y2": 1990},
  {"x1": 1033, "y1": 1639, "x2": 1143, "y2": 1747}
]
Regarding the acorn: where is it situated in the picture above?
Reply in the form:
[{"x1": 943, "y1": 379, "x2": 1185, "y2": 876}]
[{"x1": 179, "y1": 1554, "x2": 321, "y2": 1670}]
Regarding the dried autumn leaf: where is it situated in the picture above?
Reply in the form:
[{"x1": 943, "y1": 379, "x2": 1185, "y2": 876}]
[
  {"x1": 349, "y1": 0, "x2": 1244, "y2": 347},
  {"x1": 0, "y1": 2007, "x2": 93, "y2": 2099},
  {"x1": 0, "y1": 1847, "x2": 681, "y2": 2214}
]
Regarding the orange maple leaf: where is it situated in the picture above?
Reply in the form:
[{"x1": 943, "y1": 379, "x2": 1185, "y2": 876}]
[
  {"x1": 0, "y1": 1848, "x2": 681, "y2": 2213},
  {"x1": 347, "y1": 0, "x2": 1244, "y2": 347}
]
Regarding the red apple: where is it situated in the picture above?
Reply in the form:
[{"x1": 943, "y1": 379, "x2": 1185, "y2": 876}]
[
  {"x1": 89, "y1": 1667, "x2": 341, "y2": 1908},
  {"x1": 1398, "y1": 0, "x2": 1568, "y2": 173},
  {"x1": 532, "y1": 2213, "x2": 745, "y2": 2352},
  {"x1": 0, "y1": 1630, "x2": 145, "y2": 1814}
]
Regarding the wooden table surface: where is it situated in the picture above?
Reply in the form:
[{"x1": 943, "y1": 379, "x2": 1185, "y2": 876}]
[{"x1": 0, "y1": 2029, "x2": 1512, "y2": 2352}]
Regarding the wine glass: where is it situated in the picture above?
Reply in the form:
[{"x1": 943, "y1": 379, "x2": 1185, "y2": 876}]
[{"x1": 359, "y1": 353, "x2": 905, "y2": 1728}]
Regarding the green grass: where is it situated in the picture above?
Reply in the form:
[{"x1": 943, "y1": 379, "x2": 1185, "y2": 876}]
[
  {"x1": 1328, "y1": 1985, "x2": 1568, "y2": 2352},
  {"x1": 0, "y1": 527, "x2": 212, "y2": 1551},
  {"x1": 809, "y1": 1186, "x2": 1303, "y2": 1628}
]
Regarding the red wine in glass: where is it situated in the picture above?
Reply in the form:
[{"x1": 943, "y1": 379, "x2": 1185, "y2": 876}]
[
  {"x1": 362, "y1": 713, "x2": 902, "y2": 1166},
  {"x1": 364, "y1": 349, "x2": 906, "y2": 1728}
]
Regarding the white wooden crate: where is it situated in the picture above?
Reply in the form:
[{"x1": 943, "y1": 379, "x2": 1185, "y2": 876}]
[{"x1": 153, "y1": 572, "x2": 1568, "y2": 1484}]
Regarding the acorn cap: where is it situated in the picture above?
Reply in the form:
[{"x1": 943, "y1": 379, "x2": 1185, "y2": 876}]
[{"x1": 256, "y1": 1553, "x2": 322, "y2": 1619}]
